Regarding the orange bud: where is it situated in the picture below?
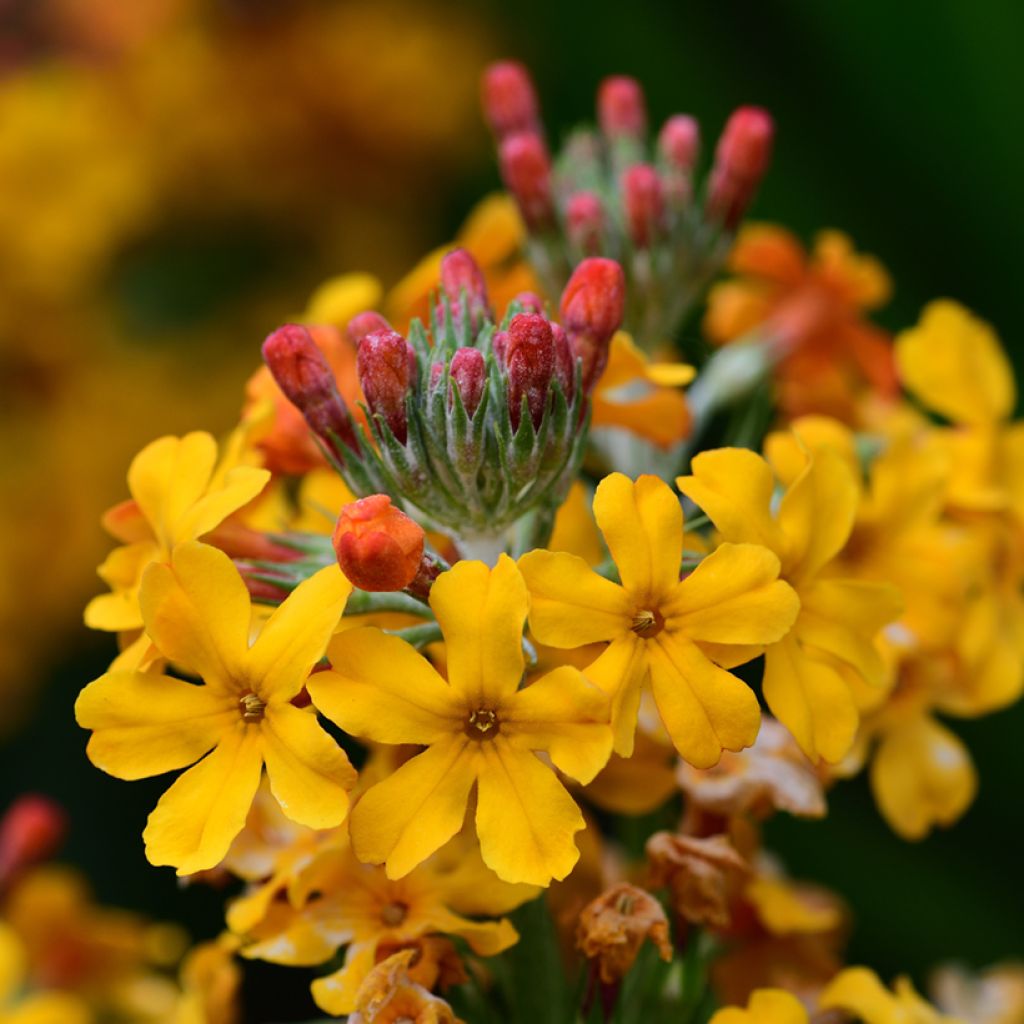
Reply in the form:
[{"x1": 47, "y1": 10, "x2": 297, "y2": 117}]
[
  {"x1": 0, "y1": 795, "x2": 67, "y2": 884},
  {"x1": 333, "y1": 495, "x2": 425, "y2": 592}
]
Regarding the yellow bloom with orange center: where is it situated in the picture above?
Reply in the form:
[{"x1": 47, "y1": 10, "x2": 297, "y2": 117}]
[
  {"x1": 519, "y1": 473, "x2": 799, "y2": 768},
  {"x1": 678, "y1": 440, "x2": 903, "y2": 763},
  {"x1": 76, "y1": 541, "x2": 356, "y2": 875},
  {"x1": 309, "y1": 555, "x2": 614, "y2": 886}
]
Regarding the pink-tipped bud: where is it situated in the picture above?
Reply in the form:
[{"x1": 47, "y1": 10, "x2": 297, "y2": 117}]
[
  {"x1": 262, "y1": 324, "x2": 357, "y2": 452},
  {"x1": 357, "y1": 329, "x2": 416, "y2": 443},
  {"x1": 622, "y1": 164, "x2": 666, "y2": 248},
  {"x1": 499, "y1": 132, "x2": 554, "y2": 229},
  {"x1": 598, "y1": 75, "x2": 647, "y2": 140},
  {"x1": 440, "y1": 248, "x2": 492, "y2": 335},
  {"x1": 551, "y1": 323, "x2": 576, "y2": 401},
  {"x1": 566, "y1": 191, "x2": 605, "y2": 255},
  {"x1": 333, "y1": 495, "x2": 425, "y2": 592},
  {"x1": 450, "y1": 347, "x2": 487, "y2": 416},
  {"x1": 511, "y1": 291, "x2": 545, "y2": 315},
  {"x1": 481, "y1": 60, "x2": 540, "y2": 138},
  {"x1": 559, "y1": 258, "x2": 626, "y2": 394},
  {"x1": 706, "y1": 106, "x2": 774, "y2": 230},
  {"x1": 658, "y1": 115, "x2": 700, "y2": 171},
  {"x1": 492, "y1": 330, "x2": 509, "y2": 366},
  {"x1": 347, "y1": 310, "x2": 391, "y2": 345},
  {"x1": 0, "y1": 795, "x2": 67, "y2": 883},
  {"x1": 506, "y1": 313, "x2": 555, "y2": 430}
]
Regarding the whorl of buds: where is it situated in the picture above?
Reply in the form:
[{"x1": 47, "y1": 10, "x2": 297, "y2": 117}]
[
  {"x1": 706, "y1": 105, "x2": 774, "y2": 229},
  {"x1": 440, "y1": 248, "x2": 492, "y2": 336},
  {"x1": 262, "y1": 324, "x2": 357, "y2": 453},
  {"x1": 622, "y1": 163, "x2": 665, "y2": 248},
  {"x1": 449, "y1": 347, "x2": 486, "y2": 416},
  {"x1": 0, "y1": 795, "x2": 67, "y2": 884},
  {"x1": 598, "y1": 75, "x2": 647, "y2": 140},
  {"x1": 357, "y1": 330, "x2": 416, "y2": 444},
  {"x1": 499, "y1": 132, "x2": 554, "y2": 229},
  {"x1": 332, "y1": 495, "x2": 425, "y2": 593},
  {"x1": 481, "y1": 60, "x2": 540, "y2": 139},
  {"x1": 346, "y1": 310, "x2": 391, "y2": 345},
  {"x1": 506, "y1": 313, "x2": 556, "y2": 431},
  {"x1": 559, "y1": 258, "x2": 626, "y2": 393},
  {"x1": 566, "y1": 191, "x2": 605, "y2": 255}
]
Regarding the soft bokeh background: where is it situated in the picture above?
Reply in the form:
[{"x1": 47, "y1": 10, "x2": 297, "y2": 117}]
[{"x1": 2, "y1": 0, "x2": 1021, "y2": 1018}]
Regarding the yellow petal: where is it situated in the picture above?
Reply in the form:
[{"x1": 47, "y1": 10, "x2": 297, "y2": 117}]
[
  {"x1": 666, "y1": 542, "x2": 798, "y2": 645},
  {"x1": 475, "y1": 741, "x2": 585, "y2": 885},
  {"x1": 762, "y1": 635, "x2": 858, "y2": 764},
  {"x1": 820, "y1": 967, "x2": 901, "y2": 1022},
  {"x1": 349, "y1": 738, "x2": 476, "y2": 878},
  {"x1": 427, "y1": 907, "x2": 519, "y2": 956},
  {"x1": 84, "y1": 588, "x2": 144, "y2": 633},
  {"x1": 144, "y1": 726, "x2": 264, "y2": 875},
  {"x1": 548, "y1": 482, "x2": 604, "y2": 566},
  {"x1": 870, "y1": 715, "x2": 977, "y2": 841},
  {"x1": 710, "y1": 988, "x2": 810, "y2": 1024},
  {"x1": 677, "y1": 449, "x2": 785, "y2": 555},
  {"x1": 302, "y1": 272, "x2": 383, "y2": 327},
  {"x1": 582, "y1": 638, "x2": 646, "y2": 757},
  {"x1": 895, "y1": 300, "x2": 1015, "y2": 425},
  {"x1": 648, "y1": 634, "x2": 760, "y2": 768},
  {"x1": 310, "y1": 942, "x2": 376, "y2": 1017},
  {"x1": 175, "y1": 465, "x2": 271, "y2": 543},
  {"x1": 593, "y1": 473, "x2": 682, "y2": 603},
  {"x1": 128, "y1": 433, "x2": 218, "y2": 548},
  {"x1": 261, "y1": 704, "x2": 355, "y2": 830},
  {"x1": 75, "y1": 671, "x2": 233, "y2": 780},
  {"x1": 310, "y1": 629, "x2": 461, "y2": 744},
  {"x1": 503, "y1": 665, "x2": 613, "y2": 784},
  {"x1": 139, "y1": 542, "x2": 251, "y2": 692},
  {"x1": 430, "y1": 555, "x2": 528, "y2": 703},
  {"x1": 518, "y1": 550, "x2": 632, "y2": 647},
  {"x1": 247, "y1": 564, "x2": 351, "y2": 702}
]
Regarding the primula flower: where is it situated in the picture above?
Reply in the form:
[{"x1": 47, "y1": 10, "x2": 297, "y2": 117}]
[
  {"x1": 309, "y1": 556, "x2": 614, "y2": 885},
  {"x1": 76, "y1": 542, "x2": 356, "y2": 875},
  {"x1": 678, "y1": 440, "x2": 903, "y2": 763},
  {"x1": 519, "y1": 473, "x2": 799, "y2": 768}
]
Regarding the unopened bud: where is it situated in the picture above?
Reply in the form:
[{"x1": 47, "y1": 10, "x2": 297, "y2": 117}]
[
  {"x1": 706, "y1": 106, "x2": 774, "y2": 230},
  {"x1": 357, "y1": 330, "x2": 416, "y2": 443},
  {"x1": 333, "y1": 495, "x2": 425, "y2": 592},
  {"x1": 449, "y1": 347, "x2": 486, "y2": 416},
  {"x1": 491, "y1": 330, "x2": 509, "y2": 366},
  {"x1": 598, "y1": 75, "x2": 647, "y2": 140},
  {"x1": 506, "y1": 313, "x2": 555, "y2": 431},
  {"x1": 481, "y1": 60, "x2": 540, "y2": 139},
  {"x1": 566, "y1": 192, "x2": 605, "y2": 256},
  {"x1": 551, "y1": 323, "x2": 575, "y2": 401},
  {"x1": 347, "y1": 310, "x2": 391, "y2": 345},
  {"x1": 499, "y1": 132, "x2": 554, "y2": 229},
  {"x1": 559, "y1": 258, "x2": 626, "y2": 393},
  {"x1": 262, "y1": 324, "x2": 358, "y2": 454},
  {"x1": 622, "y1": 164, "x2": 665, "y2": 248},
  {"x1": 440, "y1": 248, "x2": 492, "y2": 336},
  {"x1": 0, "y1": 795, "x2": 67, "y2": 883},
  {"x1": 658, "y1": 114, "x2": 700, "y2": 171},
  {"x1": 511, "y1": 291, "x2": 545, "y2": 315}
]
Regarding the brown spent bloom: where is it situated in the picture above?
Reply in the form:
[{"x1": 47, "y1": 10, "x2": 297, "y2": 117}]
[
  {"x1": 676, "y1": 718, "x2": 827, "y2": 822},
  {"x1": 576, "y1": 882, "x2": 672, "y2": 985},
  {"x1": 646, "y1": 833, "x2": 750, "y2": 929},
  {"x1": 373, "y1": 936, "x2": 468, "y2": 994},
  {"x1": 349, "y1": 949, "x2": 463, "y2": 1024}
]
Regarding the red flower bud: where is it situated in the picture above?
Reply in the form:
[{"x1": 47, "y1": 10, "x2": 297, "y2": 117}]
[
  {"x1": 551, "y1": 323, "x2": 576, "y2": 401},
  {"x1": 499, "y1": 132, "x2": 554, "y2": 229},
  {"x1": 347, "y1": 310, "x2": 391, "y2": 345},
  {"x1": 450, "y1": 347, "x2": 486, "y2": 416},
  {"x1": 262, "y1": 323, "x2": 358, "y2": 454},
  {"x1": 440, "y1": 248, "x2": 492, "y2": 335},
  {"x1": 658, "y1": 114, "x2": 700, "y2": 171},
  {"x1": 0, "y1": 795, "x2": 67, "y2": 883},
  {"x1": 357, "y1": 330, "x2": 416, "y2": 443},
  {"x1": 492, "y1": 330, "x2": 509, "y2": 366},
  {"x1": 559, "y1": 258, "x2": 626, "y2": 394},
  {"x1": 622, "y1": 164, "x2": 665, "y2": 248},
  {"x1": 333, "y1": 495, "x2": 425, "y2": 592},
  {"x1": 481, "y1": 60, "x2": 540, "y2": 139},
  {"x1": 511, "y1": 291, "x2": 545, "y2": 315},
  {"x1": 506, "y1": 313, "x2": 555, "y2": 430},
  {"x1": 706, "y1": 106, "x2": 774, "y2": 230},
  {"x1": 566, "y1": 191, "x2": 605, "y2": 255},
  {"x1": 598, "y1": 75, "x2": 647, "y2": 140}
]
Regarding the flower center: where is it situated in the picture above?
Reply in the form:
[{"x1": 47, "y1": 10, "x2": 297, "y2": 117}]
[
  {"x1": 238, "y1": 692, "x2": 266, "y2": 723},
  {"x1": 465, "y1": 708, "x2": 500, "y2": 739},
  {"x1": 631, "y1": 608, "x2": 664, "y2": 638},
  {"x1": 380, "y1": 901, "x2": 408, "y2": 927}
]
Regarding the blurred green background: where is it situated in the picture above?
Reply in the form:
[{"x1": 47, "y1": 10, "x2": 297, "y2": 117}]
[{"x1": 2, "y1": 0, "x2": 1022, "y2": 1018}]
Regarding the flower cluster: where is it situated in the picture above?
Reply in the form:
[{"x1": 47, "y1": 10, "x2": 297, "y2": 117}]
[{"x1": 64, "y1": 55, "x2": 1024, "y2": 1024}]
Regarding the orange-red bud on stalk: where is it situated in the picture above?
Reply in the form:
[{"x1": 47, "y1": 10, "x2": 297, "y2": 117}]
[
  {"x1": 506, "y1": 313, "x2": 556, "y2": 430},
  {"x1": 357, "y1": 330, "x2": 417, "y2": 444},
  {"x1": 449, "y1": 347, "x2": 487, "y2": 416},
  {"x1": 262, "y1": 323, "x2": 358, "y2": 453},
  {"x1": 346, "y1": 310, "x2": 391, "y2": 345},
  {"x1": 622, "y1": 163, "x2": 666, "y2": 247},
  {"x1": 658, "y1": 114, "x2": 700, "y2": 171},
  {"x1": 332, "y1": 495, "x2": 426, "y2": 592},
  {"x1": 706, "y1": 106, "x2": 774, "y2": 229},
  {"x1": 499, "y1": 132, "x2": 554, "y2": 229},
  {"x1": 566, "y1": 191, "x2": 605, "y2": 255},
  {"x1": 481, "y1": 60, "x2": 540, "y2": 139},
  {"x1": 0, "y1": 795, "x2": 67, "y2": 885},
  {"x1": 559, "y1": 258, "x2": 626, "y2": 393},
  {"x1": 598, "y1": 75, "x2": 647, "y2": 140},
  {"x1": 440, "y1": 248, "x2": 492, "y2": 334}
]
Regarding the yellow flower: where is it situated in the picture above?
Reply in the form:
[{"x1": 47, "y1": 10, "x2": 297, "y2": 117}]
[
  {"x1": 519, "y1": 473, "x2": 799, "y2": 768},
  {"x1": 678, "y1": 441, "x2": 903, "y2": 763},
  {"x1": 309, "y1": 555, "x2": 613, "y2": 885},
  {"x1": 710, "y1": 987, "x2": 809, "y2": 1024},
  {"x1": 76, "y1": 541, "x2": 356, "y2": 875},
  {"x1": 0, "y1": 921, "x2": 92, "y2": 1024},
  {"x1": 820, "y1": 966, "x2": 964, "y2": 1023}
]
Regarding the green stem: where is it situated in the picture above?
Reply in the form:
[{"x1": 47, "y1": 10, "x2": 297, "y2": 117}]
[{"x1": 344, "y1": 590, "x2": 433, "y2": 617}]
